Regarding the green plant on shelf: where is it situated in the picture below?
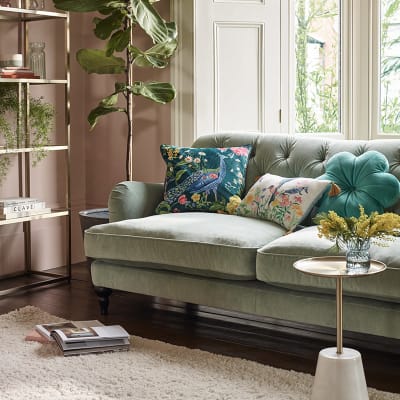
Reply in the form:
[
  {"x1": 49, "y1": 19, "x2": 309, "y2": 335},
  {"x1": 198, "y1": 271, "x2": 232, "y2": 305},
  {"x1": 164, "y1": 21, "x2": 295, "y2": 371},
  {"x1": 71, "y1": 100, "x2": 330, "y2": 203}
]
[{"x1": 0, "y1": 83, "x2": 54, "y2": 183}]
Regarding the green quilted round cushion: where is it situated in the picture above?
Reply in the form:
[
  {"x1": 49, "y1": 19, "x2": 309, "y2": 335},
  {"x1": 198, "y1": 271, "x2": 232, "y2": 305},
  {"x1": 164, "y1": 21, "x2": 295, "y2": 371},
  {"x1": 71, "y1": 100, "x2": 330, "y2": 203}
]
[{"x1": 317, "y1": 151, "x2": 400, "y2": 217}]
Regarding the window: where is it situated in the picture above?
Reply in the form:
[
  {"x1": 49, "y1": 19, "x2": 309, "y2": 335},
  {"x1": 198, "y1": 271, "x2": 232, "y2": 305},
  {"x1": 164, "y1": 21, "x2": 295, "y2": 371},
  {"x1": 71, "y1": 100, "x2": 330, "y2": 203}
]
[
  {"x1": 294, "y1": 0, "x2": 341, "y2": 134},
  {"x1": 380, "y1": 0, "x2": 400, "y2": 134},
  {"x1": 290, "y1": 0, "x2": 400, "y2": 138},
  {"x1": 172, "y1": 1, "x2": 400, "y2": 144}
]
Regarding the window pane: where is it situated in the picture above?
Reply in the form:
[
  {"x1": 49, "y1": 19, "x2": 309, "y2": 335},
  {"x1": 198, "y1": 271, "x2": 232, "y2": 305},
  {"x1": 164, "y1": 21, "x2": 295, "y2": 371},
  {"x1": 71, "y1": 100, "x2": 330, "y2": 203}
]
[
  {"x1": 381, "y1": 0, "x2": 400, "y2": 133},
  {"x1": 295, "y1": 0, "x2": 341, "y2": 133}
]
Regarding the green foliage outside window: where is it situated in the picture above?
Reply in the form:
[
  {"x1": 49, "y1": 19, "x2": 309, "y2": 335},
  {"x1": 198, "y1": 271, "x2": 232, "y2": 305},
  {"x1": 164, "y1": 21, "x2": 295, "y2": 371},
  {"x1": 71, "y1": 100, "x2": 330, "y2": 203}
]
[
  {"x1": 381, "y1": 0, "x2": 400, "y2": 133},
  {"x1": 295, "y1": 0, "x2": 339, "y2": 133},
  {"x1": 295, "y1": 0, "x2": 400, "y2": 134}
]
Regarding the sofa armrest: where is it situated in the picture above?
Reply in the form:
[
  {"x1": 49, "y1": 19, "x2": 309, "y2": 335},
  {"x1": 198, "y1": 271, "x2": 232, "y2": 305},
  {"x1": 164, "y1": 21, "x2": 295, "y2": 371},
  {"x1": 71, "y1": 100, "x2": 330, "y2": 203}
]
[{"x1": 108, "y1": 181, "x2": 164, "y2": 222}]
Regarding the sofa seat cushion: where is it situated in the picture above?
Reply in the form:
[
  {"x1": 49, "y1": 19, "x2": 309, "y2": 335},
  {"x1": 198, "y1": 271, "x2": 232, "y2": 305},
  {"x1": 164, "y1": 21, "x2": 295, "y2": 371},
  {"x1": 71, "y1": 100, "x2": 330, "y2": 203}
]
[
  {"x1": 256, "y1": 226, "x2": 400, "y2": 302},
  {"x1": 85, "y1": 212, "x2": 286, "y2": 280}
]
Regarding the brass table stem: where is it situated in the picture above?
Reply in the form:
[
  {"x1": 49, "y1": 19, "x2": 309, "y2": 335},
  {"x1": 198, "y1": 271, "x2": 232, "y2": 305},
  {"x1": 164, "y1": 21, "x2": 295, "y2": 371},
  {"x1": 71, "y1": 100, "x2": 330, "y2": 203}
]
[{"x1": 336, "y1": 276, "x2": 343, "y2": 354}]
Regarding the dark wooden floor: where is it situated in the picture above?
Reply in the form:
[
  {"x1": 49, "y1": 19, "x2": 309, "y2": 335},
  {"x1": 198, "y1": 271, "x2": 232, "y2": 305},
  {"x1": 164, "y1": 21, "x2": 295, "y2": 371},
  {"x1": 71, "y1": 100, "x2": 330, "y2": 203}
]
[{"x1": 0, "y1": 262, "x2": 399, "y2": 394}]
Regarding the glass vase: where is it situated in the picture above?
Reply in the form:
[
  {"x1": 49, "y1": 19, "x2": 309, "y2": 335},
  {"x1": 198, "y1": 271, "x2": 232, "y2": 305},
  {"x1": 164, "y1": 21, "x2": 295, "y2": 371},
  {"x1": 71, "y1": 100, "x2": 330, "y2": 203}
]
[
  {"x1": 29, "y1": 0, "x2": 45, "y2": 9},
  {"x1": 29, "y1": 42, "x2": 46, "y2": 79},
  {"x1": 345, "y1": 239, "x2": 371, "y2": 274}
]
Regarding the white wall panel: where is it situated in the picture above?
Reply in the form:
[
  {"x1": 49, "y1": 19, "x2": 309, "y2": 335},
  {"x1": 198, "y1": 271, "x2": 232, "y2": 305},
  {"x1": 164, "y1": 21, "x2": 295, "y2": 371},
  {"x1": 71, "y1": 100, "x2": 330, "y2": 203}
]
[
  {"x1": 215, "y1": 23, "x2": 264, "y2": 132},
  {"x1": 195, "y1": 0, "x2": 281, "y2": 139},
  {"x1": 172, "y1": 0, "x2": 281, "y2": 143}
]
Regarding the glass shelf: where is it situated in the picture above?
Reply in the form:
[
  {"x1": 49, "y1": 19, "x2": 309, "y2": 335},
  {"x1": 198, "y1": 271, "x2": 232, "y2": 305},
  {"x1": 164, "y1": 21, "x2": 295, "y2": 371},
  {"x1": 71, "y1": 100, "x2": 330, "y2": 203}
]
[
  {"x1": 0, "y1": 209, "x2": 69, "y2": 226},
  {"x1": 0, "y1": 6, "x2": 67, "y2": 21},
  {"x1": 0, "y1": 4, "x2": 70, "y2": 296},
  {"x1": 0, "y1": 145, "x2": 68, "y2": 154},
  {"x1": 0, "y1": 78, "x2": 67, "y2": 84}
]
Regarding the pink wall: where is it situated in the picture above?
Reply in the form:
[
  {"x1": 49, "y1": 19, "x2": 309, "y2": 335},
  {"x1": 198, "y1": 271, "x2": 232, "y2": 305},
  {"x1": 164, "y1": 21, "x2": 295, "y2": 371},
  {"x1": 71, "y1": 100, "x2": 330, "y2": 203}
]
[
  {"x1": 0, "y1": 8, "x2": 80, "y2": 271},
  {"x1": 0, "y1": 2, "x2": 172, "y2": 272},
  {"x1": 74, "y1": 2, "x2": 172, "y2": 258},
  {"x1": 82, "y1": 2, "x2": 172, "y2": 209},
  {"x1": 70, "y1": 12, "x2": 89, "y2": 263}
]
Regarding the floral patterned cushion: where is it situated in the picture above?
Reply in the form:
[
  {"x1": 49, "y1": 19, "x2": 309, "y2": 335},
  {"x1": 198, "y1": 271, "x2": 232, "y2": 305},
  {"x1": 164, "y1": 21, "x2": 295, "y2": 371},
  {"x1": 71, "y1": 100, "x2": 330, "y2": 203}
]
[
  {"x1": 234, "y1": 173, "x2": 332, "y2": 231},
  {"x1": 155, "y1": 145, "x2": 252, "y2": 214}
]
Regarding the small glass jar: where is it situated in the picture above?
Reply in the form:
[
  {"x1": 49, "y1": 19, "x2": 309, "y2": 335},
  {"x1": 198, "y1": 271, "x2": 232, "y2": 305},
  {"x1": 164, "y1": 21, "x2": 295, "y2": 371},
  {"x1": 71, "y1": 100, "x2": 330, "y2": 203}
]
[
  {"x1": 29, "y1": 42, "x2": 46, "y2": 79},
  {"x1": 29, "y1": 0, "x2": 45, "y2": 9},
  {"x1": 345, "y1": 239, "x2": 371, "y2": 274}
]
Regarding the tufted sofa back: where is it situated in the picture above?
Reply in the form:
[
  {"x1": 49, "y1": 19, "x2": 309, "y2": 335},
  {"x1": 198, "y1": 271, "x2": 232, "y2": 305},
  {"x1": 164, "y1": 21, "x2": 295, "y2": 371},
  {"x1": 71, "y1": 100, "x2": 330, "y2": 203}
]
[{"x1": 192, "y1": 133, "x2": 400, "y2": 208}]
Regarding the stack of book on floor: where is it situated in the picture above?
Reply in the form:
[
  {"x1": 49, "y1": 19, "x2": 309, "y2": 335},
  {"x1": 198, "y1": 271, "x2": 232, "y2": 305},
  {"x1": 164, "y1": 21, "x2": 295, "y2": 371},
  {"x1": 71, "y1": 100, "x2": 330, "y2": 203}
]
[
  {"x1": 0, "y1": 197, "x2": 51, "y2": 220},
  {"x1": 0, "y1": 66, "x2": 39, "y2": 79},
  {"x1": 33, "y1": 320, "x2": 130, "y2": 356}
]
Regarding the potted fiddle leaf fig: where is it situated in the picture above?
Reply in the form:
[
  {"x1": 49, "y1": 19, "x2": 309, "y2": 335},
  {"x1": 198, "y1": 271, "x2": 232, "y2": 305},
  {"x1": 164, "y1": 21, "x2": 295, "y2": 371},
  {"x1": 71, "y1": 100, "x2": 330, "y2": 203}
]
[{"x1": 53, "y1": 0, "x2": 177, "y2": 180}]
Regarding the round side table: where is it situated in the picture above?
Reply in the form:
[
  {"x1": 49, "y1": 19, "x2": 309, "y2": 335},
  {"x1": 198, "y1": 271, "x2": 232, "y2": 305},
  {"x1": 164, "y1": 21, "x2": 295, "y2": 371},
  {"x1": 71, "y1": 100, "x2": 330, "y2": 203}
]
[{"x1": 293, "y1": 256, "x2": 386, "y2": 400}]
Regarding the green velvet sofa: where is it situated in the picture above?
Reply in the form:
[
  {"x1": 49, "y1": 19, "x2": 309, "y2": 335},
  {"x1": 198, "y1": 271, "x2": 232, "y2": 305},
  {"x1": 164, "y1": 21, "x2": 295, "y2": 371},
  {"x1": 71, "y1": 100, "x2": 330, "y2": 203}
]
[{"x1": 85, "y1": 133, "x2": 400, "y2": 341}]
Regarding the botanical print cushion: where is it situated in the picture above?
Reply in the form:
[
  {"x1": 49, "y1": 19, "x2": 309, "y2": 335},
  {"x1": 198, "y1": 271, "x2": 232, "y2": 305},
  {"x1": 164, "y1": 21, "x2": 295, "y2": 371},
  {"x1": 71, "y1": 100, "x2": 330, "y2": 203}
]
[
  {"x1": 317, "y1": 151, "x2": 400, "y2": 217},
  {"x1": 155, "y1": 145, "x2": 252, "y2": 214},
  {"x1": 235, "y1": 173, "x2": 332, "y2": 231}
]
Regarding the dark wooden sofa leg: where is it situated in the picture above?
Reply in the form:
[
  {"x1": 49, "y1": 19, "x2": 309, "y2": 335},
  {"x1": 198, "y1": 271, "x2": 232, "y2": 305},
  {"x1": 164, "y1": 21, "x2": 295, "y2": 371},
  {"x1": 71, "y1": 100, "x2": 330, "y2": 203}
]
[{"x1": 94, "y1": 286, "x2": 113, "y2": 315}]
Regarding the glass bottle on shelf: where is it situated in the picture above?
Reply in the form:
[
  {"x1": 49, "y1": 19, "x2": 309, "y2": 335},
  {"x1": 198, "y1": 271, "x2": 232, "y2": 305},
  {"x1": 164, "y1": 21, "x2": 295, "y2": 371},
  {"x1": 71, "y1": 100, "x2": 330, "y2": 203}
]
[
  {"x1": 29, "y1": 0, "x2": 38, "y2": 8},
  {"x1": 30, "y1": 0, "x2": 45, "y2": 9},
  {"x1": 29, "y1": 42, "x2": 46, "y2": 79}
]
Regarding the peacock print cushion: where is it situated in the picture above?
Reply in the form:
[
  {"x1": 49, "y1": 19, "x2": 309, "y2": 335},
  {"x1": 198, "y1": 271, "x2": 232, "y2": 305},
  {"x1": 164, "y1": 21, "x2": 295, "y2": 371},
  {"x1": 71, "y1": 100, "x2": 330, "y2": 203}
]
[
  {"x1": 234, "y1": 173, "x2": 332, "y2": 231},
  {"x1": 155, "y1": 145, "x2": 252, "y2": 214}
]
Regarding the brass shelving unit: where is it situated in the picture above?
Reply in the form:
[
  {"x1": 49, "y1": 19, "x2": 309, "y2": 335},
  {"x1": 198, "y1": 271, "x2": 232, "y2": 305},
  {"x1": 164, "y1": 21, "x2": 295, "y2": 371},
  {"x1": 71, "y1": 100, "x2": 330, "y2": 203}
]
[{"x1": 0, "y1": 1, "x2": 70, "y2": 296}]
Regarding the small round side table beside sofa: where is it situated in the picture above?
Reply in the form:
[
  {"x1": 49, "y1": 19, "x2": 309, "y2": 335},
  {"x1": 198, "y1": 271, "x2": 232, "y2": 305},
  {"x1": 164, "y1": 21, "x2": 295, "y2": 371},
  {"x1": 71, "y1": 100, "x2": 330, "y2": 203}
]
[{"x1": 293, "y1": 256, "x2": 386, "y2": 400}]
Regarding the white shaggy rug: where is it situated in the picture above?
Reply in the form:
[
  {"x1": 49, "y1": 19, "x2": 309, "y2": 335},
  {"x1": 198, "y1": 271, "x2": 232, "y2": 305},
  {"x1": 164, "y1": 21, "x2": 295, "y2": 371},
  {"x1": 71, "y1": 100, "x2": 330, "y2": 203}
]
[{"x1": 0, "y1": 306, "x2": 399, "y2": 400}]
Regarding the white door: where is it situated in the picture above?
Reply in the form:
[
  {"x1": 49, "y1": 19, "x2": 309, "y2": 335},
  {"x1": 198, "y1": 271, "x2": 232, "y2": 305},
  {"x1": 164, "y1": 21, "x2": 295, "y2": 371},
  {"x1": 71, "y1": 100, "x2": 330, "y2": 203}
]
[{"x1": 195, "y1": 0, "x2": 282, "y2": 137}]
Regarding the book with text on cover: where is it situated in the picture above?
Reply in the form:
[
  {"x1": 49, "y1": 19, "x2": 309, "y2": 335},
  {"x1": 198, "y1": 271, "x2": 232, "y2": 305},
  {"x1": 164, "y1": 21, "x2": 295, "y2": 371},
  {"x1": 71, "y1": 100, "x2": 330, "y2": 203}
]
[
  {"x1": 0, "y1": 201, "x2": 46, "y2": 214},
  {"x1": 0, "y1": 207, "x2": 51, "y2": 220}
]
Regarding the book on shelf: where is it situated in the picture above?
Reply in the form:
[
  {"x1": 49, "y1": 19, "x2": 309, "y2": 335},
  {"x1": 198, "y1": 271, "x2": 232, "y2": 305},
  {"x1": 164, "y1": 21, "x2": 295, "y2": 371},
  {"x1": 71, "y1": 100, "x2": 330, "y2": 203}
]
[
  {"x1": 1, "y1": 74, "x2": 38, "y2": 79},
  {"x1": 0, "y1": 197, "x2": 39, "y2": 206},
  {"x1": 0, "y1": 201, "x2": 46, "y2": 214},
  {"x1": 50, "y1": 325, "x2": 130, "y2": 357},
  {"x1": 1, "y1": 66, "x2": 39, "y2": 79},
  {"x1": 0, "y1": 207, "x2": 51, "y2": 220},
  {"x1": 2, "y1": 66, "x2": 31, "y2": 71},
  {"x1": 0, "y1": 197, "x2": 49, "y2": 219}
]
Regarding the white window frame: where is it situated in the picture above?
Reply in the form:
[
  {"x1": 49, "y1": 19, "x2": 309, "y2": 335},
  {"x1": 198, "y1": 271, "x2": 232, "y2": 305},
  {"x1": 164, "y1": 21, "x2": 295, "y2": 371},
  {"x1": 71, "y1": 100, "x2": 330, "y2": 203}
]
[
  {"x1": 370, "y1": 0, "x2": 400, "y2": 139},
  {"x1": 285, "y1": 0, "x2": 351, "y2": 139},
  {"x1": 283, "y1": 0, "x2": 400, "y2": 140},
  {"x1": 171, "y1": 0, "x2": 399, "y2": 145}
]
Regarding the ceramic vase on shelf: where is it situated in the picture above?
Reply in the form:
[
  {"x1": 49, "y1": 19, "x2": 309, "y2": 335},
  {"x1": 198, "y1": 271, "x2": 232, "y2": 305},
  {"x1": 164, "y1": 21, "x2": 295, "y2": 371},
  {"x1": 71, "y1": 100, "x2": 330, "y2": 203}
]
[
  {"x1": 29, "y1": 42, "x2": 46, "y2": 79},
  {"x1": 345, "y1": 239, "x2": 371, "y2": 274}
]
